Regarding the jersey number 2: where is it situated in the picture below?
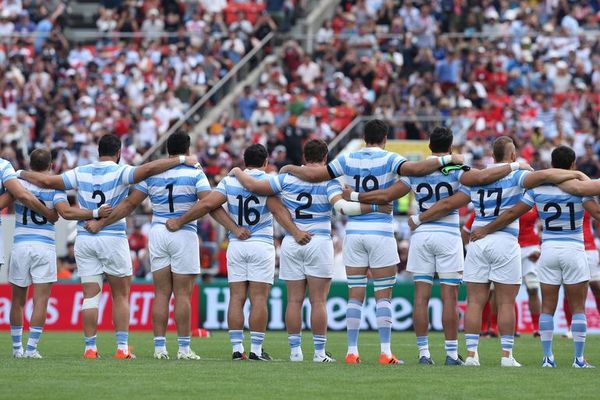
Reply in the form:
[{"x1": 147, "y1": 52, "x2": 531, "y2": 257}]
[{"x1": 295, "y1": 193, "x2": 313, "y2": 219}]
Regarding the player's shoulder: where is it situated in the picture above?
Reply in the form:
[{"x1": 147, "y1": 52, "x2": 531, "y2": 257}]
[{"x1": 0, "y1": 158, "x2": 12, "y2": 169}]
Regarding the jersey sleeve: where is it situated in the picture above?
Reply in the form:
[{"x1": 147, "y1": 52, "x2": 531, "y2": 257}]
[
  {"x1": 1, "y1": 161, "x2": 16, "y2": 184},
  {"x1": 215, "y1": 178, "x2": 227, "y2": 196},
  {"x1": 326, "y1": 179, "x2": 343, "y2": 201},
  {"x1": 458, "y1": 185, "x2": 470, "y2": 196},
  {"x1": 327, "y1": 154, "x2": 346, "y2": 178},
  {"x1": 134, "y1": 179, "x2": 149, "y2": 195},
  {"x1": 515, "y1": 170, "x2": 532, "y2": 189},
  {"x1": 61, "y1": 168, "x2": 78, "y2": 190},
  {"x1": 390, "y1": 153, "x2": 408, "y2": 175},
  {"x1": 53, "y1": 190, "x2": 69, "y2": 206},
  {"x1": 399, "y1": 176, "x2": 411, "y2": 187},
  {"x1": 268, "y1": 174, "x2": 285, "y2": 194},
  {"x1": 196, "y1": 171, "x2": 211, "y2": 193},
  {"x1": 582, "y1": 196, "x2": 594, "y2": 203},
  {"x1": 120, "y1": 165, "x2": 137, "y2": 186},
  {"x1": 521, "y1": 189, "x2": 535, "y2": 207}
]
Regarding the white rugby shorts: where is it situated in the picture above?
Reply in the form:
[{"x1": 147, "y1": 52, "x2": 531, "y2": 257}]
[
  {"x1": 539, "y1": 243, "x2": 590, "y2": 285},
  {"x1": 279, "y1": 235, "x2": 334, "y2": 280},
  {"x1": 9, "y1": 243, "x2": 57, "y2": 286},
  {"x1": 149, "y1": 224, "x2": 200, "y2": 274},
  {"x1": 343, "y1": 234, "x2": 400, "y2": 268},
  {"x1": 74, "y1": 235, "x2": 133, "y2": 277},
  {"x1": 464, "y1": 233, "x2": 521, "y2": 284},
  {"x1": 227, "y1": 240, "x2": 275, "y2": 284}
]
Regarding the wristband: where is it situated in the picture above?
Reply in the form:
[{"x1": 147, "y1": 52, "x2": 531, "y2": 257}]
[
  {"x1": 179, "y1": 155, "x2": 186, "y2": 164},
  {"x1": 370, "y1": 204, "x2": 378, "y2": 213},
  {"x1": 350, "y1": 192, "x2": 360, "y2": 202},
  {"x1": 92, "y1": 208, "x2": 99, "y2": 219},
  {"x1": 439, "y1": 155, "x2": 452, "y2": 167},
  {"x1": 410, "y1": 215, "x2": 421, "y2": 227},
  {"x1": 15, "y1": 170, "x2": 22, "y2": 178},
  {"x1": 510, "y1": 162, "x2": 519, "y2": 171}
]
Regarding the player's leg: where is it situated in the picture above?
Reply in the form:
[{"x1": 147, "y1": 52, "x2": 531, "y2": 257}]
[
  {"x1": 106, "y1": 274, "x2": 134, "y2": 358},
  {"x1": 228, "y1": 281, "x2": 248, "y2": 359},
  {"x1": 464, "y1": 282, "x2": 490, "y2": 365},
  {"x1": 307, "y1": 276, "x2": 332, "y2": 362},
  {"x1": 9, "y1": 284, "x2": 27, "y2": 358},
  {"x1": 345, "y1": 265, "x2": 367, "y2": 362},
  {"x1": 587, "y1": 249, "x2": 600, "y2": 316},
  {"x1": 371, "y1": 265, "x2": 400, "y2": 364},
  {"x1": 248, "y1": 281, "x2": 272, "y2": 360},
  {"x1": 564, "y1": 282, "x2": 591, "y2": 367},
  {"x1": 590, "y1": 281, "x2": 600, "y2": 315},
  {"x1": 173, "y1": 272, "x2": 199, "y2": 359},
  {"x1": 413, "y1": 281, "x2": 433, "y2": 363},
  {"x1": 285, "y1": 279, "x2": 306, "y2": 361},
  {"x1": 151, "y1": 266, "x2": 173, "y2": 359},
  {"x1": 522, "y1": 248, "x2": 541, "y2": 336},
  {"x1": 539, "y1": 283, "x2": 559, "y2": 367},
  {"x1": 488, "y1": 289, "x2": 498, "y2": 337},
  {"x1": 440, "y1": 276, "x2": 461, "y2": 365},
  {"x1": 24, "y1": 283, "x2": 52, "y2": 358},
  {"x1": 526, "y1": 283, "x2": 541, "y2": 336},
  {"x1": 494, "y1": 283, "x2": 520, "y2": 361}
]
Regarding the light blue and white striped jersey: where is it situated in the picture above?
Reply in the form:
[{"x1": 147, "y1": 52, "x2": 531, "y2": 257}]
[
  {"x1": 216, "y1": 169, "x2": 274, "y2": 245},
  {"x1": 0, "y1": 158, "x2": 17, "y2": 230},
  {"x1": 400, "y1": 166, "x2": 464, "y2": 236},
  {"x1": 521, "y1": 185, "x2": 592, "y2": 245},
  {"x1": 460, "y1": 166, "x2": 530, "y2": 237},
  {"x1": 61, "y1": 161, "x2": 137, "y2": 238},
  {"x1": 13, "y1": 179, "x2": 68, "y2": 245},
  {"x1": 268, "y1": 172, "x2": 342, "y2": 237},
  {"x1": 327, "y1": 147, "x2": 406, "y2": 238},
  {"x1": 135, "y1": 165, "x2": 211, "y2": 232}
]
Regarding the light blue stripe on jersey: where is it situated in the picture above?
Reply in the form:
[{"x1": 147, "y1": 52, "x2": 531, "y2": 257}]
[
  {"x1": 135, "y1": 165, "x2": 210, "y2": 232},
  {"x1": 468, "y1": 167, "x2": 530, "y2": 237},
  {"x1": 13, "y1": 179, "x2": 67, "y2": 245},
  {"x1": 61, "y1": 161, "x2": 137, "y2": 238},
  {"x1": 327, "y1": 147, "x2": 406, "y2": 236},
  {"x1": 400, "y1": 165, "x2": 463, "y2": 236},
  {"x1": 0, "y1": 159, "x2": 17, "y2": 229},
  {"x1": 216, "y1": 169, "x2": 274, "y2": 244},
  {"x1": 522, "y1": 185, "x2": 591, "y2": 245},
  {"x1": 270, "y1": 173, "x2": 341, "y2": 236}
]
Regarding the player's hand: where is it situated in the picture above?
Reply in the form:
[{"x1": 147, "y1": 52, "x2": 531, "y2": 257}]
[
  {"x1": 342, "y1": 187, "x2": 353, "y2": 201},
  {"x1": 47, "y1": 209, "x2": 59, "y2": 223},
  {"x1": 450, "y1": 154, "x2": 465, "y2": 165},
  {"x1": 293, "y1": 230, "x2": 313, "y2": 245},
  {"x1": 234, "y1": 227, "x2": 251, "y2": 240},
  {"x1": 470, "y1": 227, "x2": 487, "y2": 242},
  {"x1": 407, "y1": 217, "x2": 417, "y2": 231},
  {"x1": 379, "y1": 203, "x2": 393, "y2": 214},
  {"x1": 279, "y1": 165, "x2": 292, "y2": 174},
  {"x1": 183, "y1": 155, "x2": 202, "y2": 170},
  {"x1": 84, "y1": 219, "x2": 103, "y2": 234},
  {"x1": 228, "y1": 167, "x2": 242, "y2": 177},
  {"x1": 97, "y1": 204, "x2": 113, "y2": 218},
  {"x1": 519, "y1": 162, "x2": 534, "y2": 171},
  {"x1": 576, "y1": 171, "x2": 591, "y2": 181},
  {"x1": 166, "y1": 218, "x2": 182, "y2": 232},
  {"x1": 528, "y1": 250, "x2": 541, "y2": 262}
]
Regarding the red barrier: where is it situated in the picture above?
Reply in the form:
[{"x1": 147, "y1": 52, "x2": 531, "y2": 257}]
[{"x1": 0, "y1": 283, "x2": 198, "y2": 331}]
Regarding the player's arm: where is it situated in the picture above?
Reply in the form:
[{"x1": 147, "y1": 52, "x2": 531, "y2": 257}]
[
  {"x1": 409, "y1": 191, "x2": 471, "y2": 229},
  {"x1": 344, "y1": 180, "x2": 411, "y2": 204},
  {"x1": 229, "y1": 167, "x2": 276, "y2": 195},
  {"x1": 522, "y1": 169, "x2": 587, "y2": 189},
  {"x1": 0, "y1": 191, "x2": 14, "y2": 209},
  {"x1": 583, "y1": 199, "x2": 600, "y2": 223},
  {"x1": 17, "y1": 170, "x2": 66, "y2": 190},
  {"x1": 559, "y1": 179, "x2": 600, "y2": 197},
  {"x1": 279, "y1": 164, "x2": 331, "y2": 183},
  {"x1": 266, "y1": 196, "x2": 312, "y2": 245},
  {"x1": 399, "y1": 154, "x2": 464, "y2": 177},
  {"x1": 55, "y1": 202, "x2": 113, "y2": 221},
  {"x1": 201, "y1": 191, "x2": 250, "y2": 240},
  {"x1": 166, "y1": 191, "x2": 227, "y2": 232},
  {"x1": 4, "y1": 179, "x2": 58, "y2": 222},
  {"x1": 131, "y1": 155, "x2": 200, "y2": 184},
  {"x1": 330, "y1": 194, "x2": 392, "y2": 215},
  {"x1": 470, "y1": 202, "x2": 532, "y2": 241},
  {"x1": 84, "y1": 189, "x2": 147, "y2": 233},
  {"x1": 459, "y1": 162, "x2": 532, "y2": 186}
]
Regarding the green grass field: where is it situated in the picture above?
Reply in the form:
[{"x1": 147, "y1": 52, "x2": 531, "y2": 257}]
[{"x1": 1, "y1": 331, "x2": 599, "y2": 399}]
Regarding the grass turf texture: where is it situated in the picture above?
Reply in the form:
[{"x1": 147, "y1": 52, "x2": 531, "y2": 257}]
[{"x1": 1, "y1": 331, "x2": 598, "y2": 399}]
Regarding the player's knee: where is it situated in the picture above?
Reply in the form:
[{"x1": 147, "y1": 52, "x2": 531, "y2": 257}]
[
  {"x1": 373, "y1": 276, "x2": 396, "y2": 292},
  {"x1": 347, "y1": 274, "x2": 368, "y2": 289},
  {"x1": 438, "y1": 272, "x2": 462, "y2": 287},
  {"x1": 524, "y1": 274, "x2": 540, "y2": 291},
  {"x1": 81, "y1": 275, "x2": 103, "y2": 310}
]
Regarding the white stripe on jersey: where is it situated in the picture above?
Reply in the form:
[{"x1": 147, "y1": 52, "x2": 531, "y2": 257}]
[
  {"x1": 0, "y1": 158, "x2": 17, "y2": 228},
  {"x1": 135, "y1": 165, "x2": 211, "y2": 232},
  {"x1": 400, "y1": 165, "x2": 464, "y2": 236},
  {"x1": 522, "y1": 185, "x2": 592, "y2": 245},
  {"x1": 216, "y1": 169, "x2": 274, "y2": 245},
  {"x1": 13, "y1": 179, "x2": 68, "y2": 245},
  {"x1": 61, "y1": 160, "x2": 136, "y2": 238},
  {"x1": 461, "y1": 165, "x2": 530, "y2": 237},
  {"x1": 328, "y1": 147, "x2": 406, "y2": 237},
  {"x1": 269, "y1": 172, "x2": 342, "y2": 236}
]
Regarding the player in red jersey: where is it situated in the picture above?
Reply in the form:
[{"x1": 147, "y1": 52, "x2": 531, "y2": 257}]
[{"x1": 518, "y1": 207, "x2": 541, "y2": 336}]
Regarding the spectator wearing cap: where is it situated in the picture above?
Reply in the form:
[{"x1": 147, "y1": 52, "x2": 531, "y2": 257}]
[
  {"x1": 137, "y1": 107, "x2": 158, "y2": 149},
  {"x1": 0, "y1": 10, "x2": 14, "y2": 36},
  {"x1": 141, "y1": 8, "x2": 165, "y2": 43},
  {"x1": 553, "y1": 60, "x2": 572, "y2": 93},
  {"x1": 250, "y1": 99, "x2": 274, "y2": 129},
  {"x1": 296, "y1": 55, "x2": 321, "y2": 90},
  {"x1": 272, "y1": 145, "x2": 291, "y2": 170},
  {"x1": 222, "y1": 31, "x2": 245, "y2": 64}
]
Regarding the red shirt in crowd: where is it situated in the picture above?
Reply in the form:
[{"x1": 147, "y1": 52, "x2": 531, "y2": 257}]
[
  {"x1": 128, "y1": 231, "x2": 147, "y2": 252},
  {"x1": 518, "y1": 206, "x2": 540, "y2": 247},
  {"x1": 583, "y1": 211, "x2": 596, "y2": 251}
]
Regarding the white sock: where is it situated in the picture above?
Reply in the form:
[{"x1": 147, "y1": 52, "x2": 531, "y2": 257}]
[{"x1": 347, "y1": 345, "x2": 358, "y2": 355}]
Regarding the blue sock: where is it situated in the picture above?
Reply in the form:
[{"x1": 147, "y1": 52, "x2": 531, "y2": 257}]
[
  {"x1": 376, "y1": 299, "x2": 392, "y2": 356},
  {"x1": 313, "y1": 335, "x2": 326, "y2": 356},
  {"x1": 10, "y1": 325, "x2": 23, "y2": 352},
  {"x1": 116, "y1": 331, "x2": 128, "y2": 351},
  {"x1": 229, "y1": 330, "x2": 244, "y2": 353},
  {"x1": 154, "y1": 336, "x2": 166, "y2": 352},
  {"x1": 445, "y1": 340, "x2": 458, "y2": 359},
  {"x1": 250, "y1": 331, "x2": 265, "y2": 355},
  {"x1": 571, "y1": 313, "x2": 587, "y2": 361},
  {"x1": 288, "y1": 333, "x2": 301, "y2": 354},
  {"x1": 178, "y1": 336, "x2": 191, "y2": 353},
  {"x1": 417, "y1": 335, "x2": 430, "y2": 358},
  {"x1": 539, "y1": 313, "x2": 554, "y2": 359},
  {"x1": 346, "y1": 299, "x2": 362, "y2": 354},
  {"x1": 26, "y1": 326, "x2": 43, "y2": 353},
  {"x1": 501, "y1": 335, "x2": 514, "y2": 355},
  {"x1": 465, "y1": 333, "x2": 479, "y2": 354}
]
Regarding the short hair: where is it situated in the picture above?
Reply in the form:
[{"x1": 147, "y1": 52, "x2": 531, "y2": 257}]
[
  {"x1": 492, "y1": 136, "x2": 514, "y2": 162},
  {"x1": 551, "y1": 145, "x2": 576, "y2": 169},
  {"x1": 363, "y1": 119, "x2": 389, "y2": 145},
  {"x1": 303, "y1": 139, "x2": 328, "y2": 163},
  {"x1": 244, "y1": 144, "x2": 268, "y2": 168},
  {"x1": 166, "y1": 132, "x2": 191, "y2": 156},
  {"x1": 29, "y1": 148, "x2": 52, "y2": 172},
  {"x1": 98, "y1": 134, "x2": 122, "y2": 157},
  {"x1": 429, "y1": 126, "x2": 453, "y2": 153}
]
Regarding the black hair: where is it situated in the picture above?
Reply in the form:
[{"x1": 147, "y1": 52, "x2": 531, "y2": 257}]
[
  {"x1": 244, "y1": 144, "x2": 268, "y2": 168},
  {"x1": 492, "y1": 136, "x2": 514, "y2": 162},
  {"x1": 303, "y1": 139, "x2": 328, "y2": 163},
  {"x1": 98, "y1": 134, "x2": 122, "y2": 157},
  {"x1": 429, "y1": 126, "x2": 454, "y2": 153},
  {"x1": 166, "y1": 132, "x2": 191, "y2": 156},
  {"x1": 29, "y1": 148, "x2": 52, "y2": 172},
  {"x1": 551, "y1": 145, "x2": 576, "y2": 170},
  {"x1": 363, "y1": 119, "x2": 389, "y2": 145}
]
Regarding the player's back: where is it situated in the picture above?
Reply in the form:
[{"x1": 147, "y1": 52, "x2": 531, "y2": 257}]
[
  {"x1": 523, "y1": 184, "x2": 590, "y2": 246},
  {"x1": 466, "y1": 168, "x2": 529, "y2": 237},
  {"x1": 136, "y1": 165, "x2": 210, "y2": 232},
  {"x1": 62, "y1": 160, "x2": 135, "y2": 237},
  {"x1": 275, "y1": 173, "x2": 340, "y2": 237},
  {"x1": 217, "y1": 169, "x2": 273, "y2": 244},
  {"x1": 402, "y1": 167, "x2": 463, "y2": 235},
  {"x1": 14, "y1": 179, "x2": 66, "y2": 246}
]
